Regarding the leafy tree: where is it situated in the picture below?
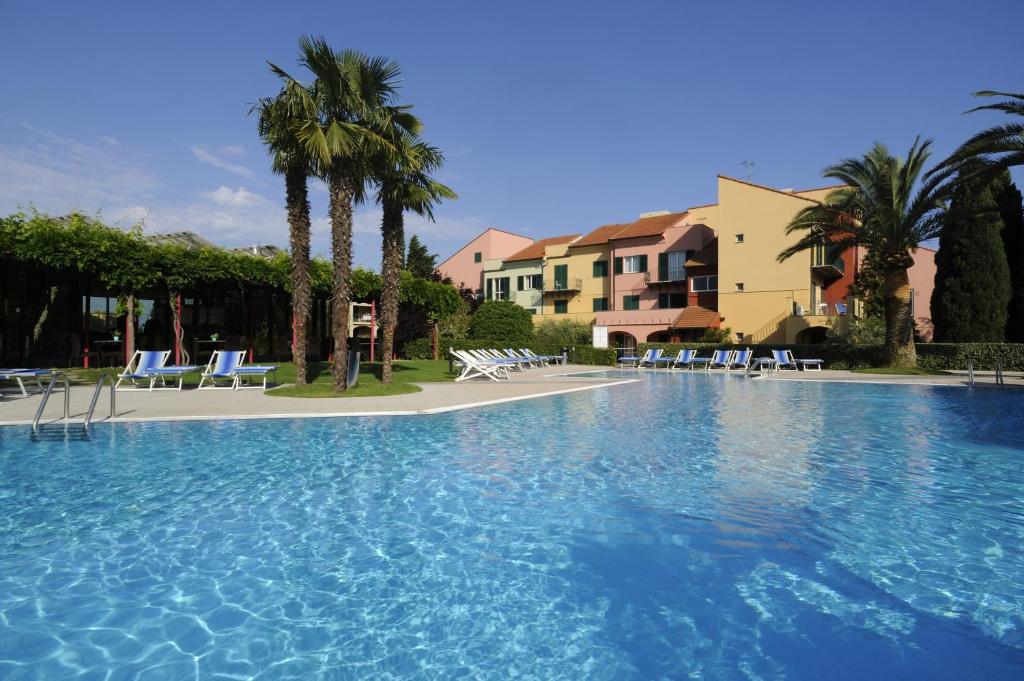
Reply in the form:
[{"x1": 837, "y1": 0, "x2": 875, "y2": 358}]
[
  {"x1": 254, "y1": 80, "x2": 315, "y2": 384},
  {"x1": 997, "y1": 181, "x2": 1024, "y2": 341},
  {"x1": 371, "y1": 122, "x2": 455, "y2": 383},
  {"x1": 534, "y1": 318, "x2": 591, "y2": 347},
  {"x1": 437, "y1": 297, "x2": 472, "y2": 340},
  {"x1": 934, "y1": 91, "x2": 1024, "y2": 184},
  {"x1": 468, "y1": 300, "x2": 534, "y2": 345},
  {"x1": 779, "y1": 139, "x2": 950, "y2": 367},
  {"x1": 931, "y1": 171, "x2": 1011, "y2": 341},
  {"x1": 272, "y1": 35, "x2": 408, "y2": 391},
  {"x1": 405, "y1": 235, "x2": 438, "y2": 279}
]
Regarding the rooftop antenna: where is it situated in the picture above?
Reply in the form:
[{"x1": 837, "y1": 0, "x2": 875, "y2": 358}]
[{"x1": 739, "y1": 160, "x2": 757, "y2": 181}]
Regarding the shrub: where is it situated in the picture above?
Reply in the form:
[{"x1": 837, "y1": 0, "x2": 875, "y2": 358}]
[
  {"x1": 534, "y1": 318, "x2": 592, "y2": 347},
  {"x1": 401, "y1": 337, "x2": 434, "y2": 360},
  {"x1": 469, "y1": 300, "x2": 535, "y2": 345}
]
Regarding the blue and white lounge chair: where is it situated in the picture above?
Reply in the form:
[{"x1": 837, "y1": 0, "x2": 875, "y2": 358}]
[
  {"x1": 198, "y1": 350, "x2": 278, "y2": 390},
  {"x1": 116, "y1": 350, "x2": 198, "y2": 391},
  {"x1": 788, "y1": 349, "x2": 824, "y2": 371},
  {"x1": 0, "y1": 369, "x2": 54, "y2": 397},
  {"x1": 521, "y1": 348, "x2": 561, "y2": 365},
  {"x1": 618, "y1": 349, "x2": 653, "y2": 368},
  {"x1": 671, "y1": 349, "x2": 697, "y2": 369},
  {"x1": 707, "y1": 349, "x2": 734, "y2": 371},
  {"x1": 772, "y1": 349, "x2": 798, "y2": 371},
  {"x1": 835, "y1": 302, "x2": 848, "y2": 315},
  {"x1": 727, "y1": 349, "x2": 752, "y2": 372},
  {"x1": 451, "y1": 349, "x2": 511, "y2": 382},
  {"x1": 639, "y1": 348, "x2": 664, "y2": 368}
]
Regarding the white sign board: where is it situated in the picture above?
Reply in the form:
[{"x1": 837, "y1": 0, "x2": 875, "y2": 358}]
[{"x1": 592, "y1": 325, "x2": 609, "y2": 349}]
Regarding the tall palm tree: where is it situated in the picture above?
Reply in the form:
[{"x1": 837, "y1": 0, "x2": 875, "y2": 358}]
[
  {"x1": 253, "y1": 80, "x2": 315, "y2": 385},
  {"x1": 934, "y1": 91, "x2": 1024, "y2": 181},
  {"x1": 778, "y1": 138, "x2": 950, "y2": 367},
  {"x1": 371, "y1": 119, "x2": 456, "y2": 384},
  {"x1": 271, "y1": 36, "x2": 406, "y2": 391}
]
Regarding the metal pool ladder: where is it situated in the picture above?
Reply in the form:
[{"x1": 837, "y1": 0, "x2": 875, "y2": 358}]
[
  {"x1": 32, "y1": 372, "x2": 71, "y2": 431},
  {"x1": 84, "y1": 373, "x2": 116, "y2": 428},
  {"x1": 31, "y1": 371, "x2": 116, "y2": 432}
]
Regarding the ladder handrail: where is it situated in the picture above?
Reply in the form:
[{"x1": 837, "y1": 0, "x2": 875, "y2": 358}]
[
  {"x1": 32, "y1": 372, "x2": 71, "y2": 431},
  {"x1": 85, "y1": 373, "x2": 116, "y2": 428}
]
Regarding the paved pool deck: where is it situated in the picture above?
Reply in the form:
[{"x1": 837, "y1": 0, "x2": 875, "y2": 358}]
[{"x1": 0, "y1": 365, "x2": 1020, "y2": 427}]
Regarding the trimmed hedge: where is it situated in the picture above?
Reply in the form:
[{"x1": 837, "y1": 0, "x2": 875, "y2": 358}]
[{"x1": 637, "y1": 342, "x2": 1024, "y2": 371}]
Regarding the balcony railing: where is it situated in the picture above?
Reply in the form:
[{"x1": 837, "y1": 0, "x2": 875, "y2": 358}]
[
  {"x1": 644, "y1": 270, "x2": 687, "y2": 285},
  {"x1": 543, "y1": 277, "x2": 582, "y2": 293}
]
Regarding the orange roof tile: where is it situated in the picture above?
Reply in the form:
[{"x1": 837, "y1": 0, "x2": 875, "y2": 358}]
[
  {"x1": 571, "y1": 223, "x2": 630, "y2": 248},
  {"x1": 671, "y1": 306, "x2": 720, "y2": 329},
  {"x1": 610, "y1": 211, "x2": 689, "y2": 240},
  {"x1": 503, "y1": 234, "x2": 580, "y2": 262}
]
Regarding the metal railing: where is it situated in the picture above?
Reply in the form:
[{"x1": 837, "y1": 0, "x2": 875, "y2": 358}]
[
  {"x1": 32, "y1": 372, "x2": 71, "y2": 432},
  {"x1": 84, "y1": 373, "x2": 116, "y2": 428}
]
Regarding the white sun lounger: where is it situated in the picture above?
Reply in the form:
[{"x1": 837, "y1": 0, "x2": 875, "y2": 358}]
[
  {"x1": 451, "y1": 349, "x2": 511, "y2": 382},
  {"x1": 115, "y1": 350, "x2": 198, "y2": 391},
  {"x1": 0, "y1": 369, "x2": 54, "y2": 397},
  {"x1": 198, "y1": 350, "x2": 278, "y2": 390}
]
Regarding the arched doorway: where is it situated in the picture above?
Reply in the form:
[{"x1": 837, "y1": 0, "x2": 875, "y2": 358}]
[
  {"x1": 610, "y1": 332, "x2": 637, "y2": 354},
  {"x1": 795, "y1": 326, "x2": 828, "y2": 344}
]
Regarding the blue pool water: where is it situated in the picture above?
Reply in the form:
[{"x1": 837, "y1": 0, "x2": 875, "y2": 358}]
[{"x1": 1, "y1": 373, "x2": 1023, "y2": 679}]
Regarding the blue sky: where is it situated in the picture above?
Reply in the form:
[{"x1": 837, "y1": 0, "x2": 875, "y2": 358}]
[{"x1": 2, "y1": 0, "x2": 1021, "y2": 267}]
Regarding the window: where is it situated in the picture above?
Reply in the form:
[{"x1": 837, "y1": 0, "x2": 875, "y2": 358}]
[
  {"x1": 473, "y1": 251, "x2": 482, "y2": 263},
  {"x1": 553, "y1": 264, "x2": 568, "y2": 290},
  {"x1": 487, "y1": 276, "x2": 510, "y2": 300},
  {"x1": 592, "y1": 297, "x2": 609, "y2": 312},
  {"x1": 668, "y1": 251, "x2": 686, "y2": 281},
  {"x1": 554, "y1": 300, "x2": 568, "y2": 314},
  {"x1": 593, "y1": 260, "x2": 608, "y2": 277},
  {"x1": 658, "y1": 292, "x2": 686, "y2": 309},
  {"x1": 519, "y1": 273, "x2": 541, "y2": 290},
  {"x1": 623, "y1": 295, "x2": 640, "y2": 310},
  {"x1": 691, "y1": 275, "x2": 718, "y2": 292},
  {"x1": 622, "y1": 255, "x2": 646, "y2": 273},
  {"x1": 734, "y1": 234, "x2": 744, "y2": 243},
  {"x1": 735, "y1": 282, "x2": 744, "y2": 292}
]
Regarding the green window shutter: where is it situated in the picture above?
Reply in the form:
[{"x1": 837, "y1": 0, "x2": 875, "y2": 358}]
[
  {"x1": 658, "y1": 253, "x2": 668, "y2": 282},
  {"x1": 638, "y1": 255, "x2": 648, "y2": 273},
  {"x1": 592, "y1": 297, "x2": 608, "y2": 312},
  {"x1": 658, "y1": 293, "x2": 669, "y2": 309},
  {"x1": 517, "y1": 275, "x2": 524, "y2": 291},
  {"x1": 624, "y1": 295, "x2": 639, "y2": 311},
  {"x1": 501, "y1": 277, "x2": 510, "y2": 299},
  {"x1": 593, "y1": 260, "x2": 607, "y2": 277},
  {"x1": 486, "y1": 278, "x2": 492, "y2": 300},
  {"x1": 474, "y1": 252, "x2": 482, "y2": 263},
  {"x1": 554, "y1": 264, "x2": 567, "y2": 288},
  {"x1": 614, "y1": 257, "x2": 623, "y2": 274},
  {"x1": 555, "y1": 300, "x2": 568, "y2": 314}
]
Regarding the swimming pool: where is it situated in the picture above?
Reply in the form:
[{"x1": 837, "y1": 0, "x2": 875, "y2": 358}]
[{"x1": 1, "y1": 373, "x2": 1022, "y2": 679}]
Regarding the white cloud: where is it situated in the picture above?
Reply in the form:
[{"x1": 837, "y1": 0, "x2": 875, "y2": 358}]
[
  {"x1": 201, "y1": 185, "x2": 270, "y2": 208},
  {"x1": 217, "y1": 144, "x2": 245, "y2": 156},
  {"x1": 189, "y1": 144, "x2": 253, "y2": 177}
]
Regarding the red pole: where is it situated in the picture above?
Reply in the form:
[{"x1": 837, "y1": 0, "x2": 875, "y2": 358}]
[
  {"x1": 372, "y1": 301, "x2": 377, "y2": 362},
  {"x1": 174, "y1": 293, "x2": 182, "y2": 365}
]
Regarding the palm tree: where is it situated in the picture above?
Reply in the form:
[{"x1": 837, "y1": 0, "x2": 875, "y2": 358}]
[
  {"x1": 934, "y1": 91, "x2": 1024, "y2": 181},
  {"x1": 371, "y1": 118, "x2": 456, "y2": 384},
  {"x1": 271, "y1": 36, "x2": 405, "y2": 391},
  {"x1": 253, "y1": 80, "x2": 315, "y2": 385},
  {"x1": 778, "y1": 138, "x2": 950, "y2": 367}
]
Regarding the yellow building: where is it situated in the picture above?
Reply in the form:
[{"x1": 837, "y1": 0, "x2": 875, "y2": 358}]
[
  {"x1": 540, "y1": 223, "x2": 626, "y2": 325},
  {"x1": 687, "y1": 176, "x2": 846, "y2": 344}
]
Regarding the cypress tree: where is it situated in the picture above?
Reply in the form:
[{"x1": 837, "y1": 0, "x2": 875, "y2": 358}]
[
  {"x1": 405, "y1": 235, "x2": 439, "y2": 280},
  {"x1": 997, "y1": 181, "x2": 1024, "y2": 341},
  {"x1": 931, "y1": 172, "x2": 1011, "y2": 341}
]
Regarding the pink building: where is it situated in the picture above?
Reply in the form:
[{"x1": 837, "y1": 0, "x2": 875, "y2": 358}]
[
  {"x1": 595, "y1": 211, "x2": 718, "y2": 345},
  {"x1": 909, "y1": 246, "x2": 937, "y2": 341},
  {"x1": 437, "y1": 228, "x2": 533, "y2": 294}
]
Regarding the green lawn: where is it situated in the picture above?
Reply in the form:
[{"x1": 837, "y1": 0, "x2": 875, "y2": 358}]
[
  {"x1": 851, "y1": 367, "x2": 947, "y2": 376},
  {"x1": 267, "y1": 360, "x2": 457, "y2": 398},
  {"x1": 4, "y1": 360, "x2": 457, "y2": 398}
]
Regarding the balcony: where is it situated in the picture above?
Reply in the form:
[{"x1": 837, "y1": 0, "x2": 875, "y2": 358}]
[
  {"x1": 811, "y1": 244, "x2": 845, "y2": 280},
  {"x1": 543, "y1": 277, "x2": 582, "y2": 294},
  {"x1": 644, "y1": 270, "x2": 687, "y2": 286}
]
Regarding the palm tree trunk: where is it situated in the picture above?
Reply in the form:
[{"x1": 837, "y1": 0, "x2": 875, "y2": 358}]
[
  {"x1": 285, "y1": 166, "x2": 312, "y2": 385},
  {"x1": 883, "y1": 267, "x2": 917, "y2": 367},
  {"x1": 379, "y1": 196, "x2": 404, "y2": 384},
  {"x1": 328, "y1": 168, "x2": 354, "y2": 391}
]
